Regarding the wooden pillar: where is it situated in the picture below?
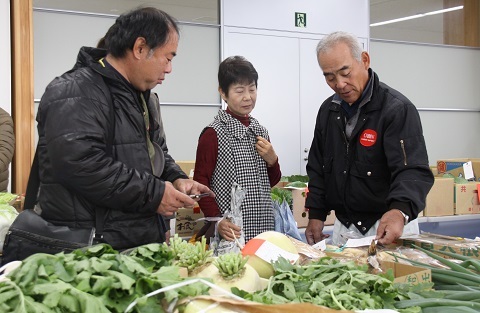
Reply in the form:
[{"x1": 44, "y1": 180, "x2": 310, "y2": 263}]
[
  {"x1": 444, "y1": 0, "x2": 480, "y2": 47},
  {"x1": 11, "y1": 0, "x2": 35, "y2": 194}
]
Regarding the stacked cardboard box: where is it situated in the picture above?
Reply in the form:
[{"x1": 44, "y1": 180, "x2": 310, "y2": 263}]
[
  {"x1": 290, "y1": 188, "x2": 336, "y2": 228},
  {"x1": 423, "y1": 177, "x2": 454, "y2": 216},
  {"x1": 437, "y1": 158, "x2": 480, "y2": 181},
  {"x1": 455, "y1": 182, "x2": 480, "y2": 215},
  {"x1": 433, "y1": 158, "x2": 480, "y2": 215},
  {"x1": 175, "y1": 161, "x2": 195, "y2": 179}
]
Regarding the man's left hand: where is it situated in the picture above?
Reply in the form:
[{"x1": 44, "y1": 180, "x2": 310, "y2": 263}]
[
  {"x1": 172, "y1": 178, "x2": 215, "y2": 202},
  {"x1": 375, "y1": 209, "x2": 405, "y2": 245}
]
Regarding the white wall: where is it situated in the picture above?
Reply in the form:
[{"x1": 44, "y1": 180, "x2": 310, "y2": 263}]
[
  {"x1": 370, "y1": 40, "x2": 480, "y2": 164},
  {"x1": 33, "y1": 10, "x2": 221, "y2": 161}
]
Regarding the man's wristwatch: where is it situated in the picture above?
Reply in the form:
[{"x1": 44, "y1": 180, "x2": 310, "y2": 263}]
[{"x1": 399, "y1": 211, "x2": 409, "y2": 225}]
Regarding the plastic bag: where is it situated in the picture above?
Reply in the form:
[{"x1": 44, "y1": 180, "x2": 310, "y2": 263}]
[
  {"x1": 273, "y1": 199, "x2": 303, "y2": 241},
  {"x1": 211, "y1": 182, "x2": 246, "y2": 256}
]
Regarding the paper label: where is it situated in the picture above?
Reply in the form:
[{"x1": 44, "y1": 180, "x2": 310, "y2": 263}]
[
  {"x1": 463, "y1": 161, "x2": 475, "y2": 180},
  {"x1": 344, "y1": 235, "x2": 377, "y2": 248},
  {"x1": 242, "y1": 238, "x2": 299, "y2": 264},
  {"x1": 312, "y1": 239, "x2": 327, "y2": 251}
]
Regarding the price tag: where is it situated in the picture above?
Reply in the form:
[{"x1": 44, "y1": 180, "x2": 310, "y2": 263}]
[
  {"x1": 463, "y1": 161, "x2": 475, "y2": 180},
  {"x1": 312, "y1": 239, "x2": 327, "y2": 251},
  {"x1": 242, "y1": 238, "x2": 299, "y2": 264},
  {"x1": 344, "y1": 235, "x2": 376, "y2": 248}
]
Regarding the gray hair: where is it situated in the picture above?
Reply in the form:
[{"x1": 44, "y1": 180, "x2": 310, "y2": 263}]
[{"x1": 316, "y1": 31, "x2": 363, "y2": 62}]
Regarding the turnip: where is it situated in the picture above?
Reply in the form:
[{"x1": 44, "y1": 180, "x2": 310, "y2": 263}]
[
  {"x1": 169, "y1": 234, "x2": 214, "y2": 276},
  {"x1": 193, "y1": 252, "x2": 263, "y2": 295},
  {"x1": 242, "y1": 231, "x2": 299, "y2": 279}
]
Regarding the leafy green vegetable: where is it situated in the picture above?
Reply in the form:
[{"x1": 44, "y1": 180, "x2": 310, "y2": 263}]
[
  {"x1": 284, "y1": 175, "x2": 309, "y2": 183},
  {"x1": 270, "y1": 187, "x2": 292, "y2": 207},
  {"x1": 1, "y1": 243, "x2": 210, "y2": 312},
  {"x1": 233, "y1": 256, "x2": 427, "y2": 312},
  {"x1": 0, "y1": 192, "x2": 18, "y2": 205},
  {"x1": 285, "y1": 181, "x2": 308, "y2": 188}
]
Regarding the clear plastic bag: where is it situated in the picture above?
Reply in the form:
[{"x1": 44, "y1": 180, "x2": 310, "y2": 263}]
[{"x1": 211, "y1": 182, "x2": 246, "y2": 256}]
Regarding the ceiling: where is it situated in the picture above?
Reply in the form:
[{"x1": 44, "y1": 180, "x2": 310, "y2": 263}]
[{"x1": 32, "y1": 0, "x2": 457, "y2": 44}]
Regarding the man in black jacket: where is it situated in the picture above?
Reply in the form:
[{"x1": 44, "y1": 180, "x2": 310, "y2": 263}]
[
  {"x1": 36, "y1": 7, "x2": 213, "y2": 250},
  {"x1": 304, "y1": 31, "x2": 434, "y2": 246}
]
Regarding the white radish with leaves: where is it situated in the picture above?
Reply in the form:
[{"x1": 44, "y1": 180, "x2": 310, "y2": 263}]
[{"x1": 193, "y1": 252, "x2": 263, "y2": 295}]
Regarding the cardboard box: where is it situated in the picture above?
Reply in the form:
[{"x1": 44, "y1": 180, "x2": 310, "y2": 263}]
[
  {"x1": 174, "y1": 205, "x2": 205, "y2": 238},
  {"x1": 382, "y1": 261, "x2": 432, "y2": 285},
  {"x1": 291, "y1": 188, "x2": 308, "y2": 228},
  {"x1": 176, "y1": 161, "x2": 195, "y2": 179},
  {"x1": 290, "y1": 188, "x2": 336, "y2": 228},
  {"x1": 437, "y1": 158, "x2": 480, "y2": 181},
  {"x1": 423, "y1": 177, "x2": 454, "y2": 216},
  {"x1": 398, "y1": 234, "x2": 480, "y2": 259},
  {"x1": 455, "y1": 182, "x2": 480, "y2": 215}
]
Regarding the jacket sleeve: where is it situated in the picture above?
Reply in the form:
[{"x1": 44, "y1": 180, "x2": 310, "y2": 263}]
[
  {"x1": 305, "y1": 102, "x2": 331, "y2": 221},
  {"x1": 38, "y1": 77, "x2": 165, "y2": 214},
  {"x1": 0, "y1": 108, "x2": 15, "y2": 192},
  {"x1": 382, "y1": 98, "x2": 434, "y2": 221}
]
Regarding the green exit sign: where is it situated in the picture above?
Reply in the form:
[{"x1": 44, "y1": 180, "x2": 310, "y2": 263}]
[{"x1": 295, "y1": 12, "x2": 306, "y2": 28}]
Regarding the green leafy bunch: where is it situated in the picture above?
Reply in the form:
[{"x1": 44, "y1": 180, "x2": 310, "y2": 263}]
[
  {"x1": 233, "y1": 256, "x2": 427, "y2": 312},
  {"x1": 0, "y1": 243, "x2": 209, "y2": 313}
]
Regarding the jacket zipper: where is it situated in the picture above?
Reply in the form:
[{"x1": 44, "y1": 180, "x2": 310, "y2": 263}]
[{"x1": 400, "y1": 140, "x2": 407, "y2": 165}]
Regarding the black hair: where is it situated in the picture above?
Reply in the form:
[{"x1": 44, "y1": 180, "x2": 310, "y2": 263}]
[
  {"x1": 218, "y1": 56, "x2": 258, "y2": 96},
  {"x1": 103, "y1": 7, "x2": 179, "y2": 58}
]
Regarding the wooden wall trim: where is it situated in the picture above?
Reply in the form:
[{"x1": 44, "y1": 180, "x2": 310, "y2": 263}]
[{"x1": 11, "y1": 0, "x2": 34, "y2": 194}]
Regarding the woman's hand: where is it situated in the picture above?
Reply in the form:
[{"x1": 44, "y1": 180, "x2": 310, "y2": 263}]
[{"x1": 256, "y1": 136, "x2": 278, "y2": 167}]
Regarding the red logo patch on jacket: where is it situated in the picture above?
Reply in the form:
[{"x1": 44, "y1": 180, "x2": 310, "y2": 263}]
[{"x1": 359, "y1": 129, "x2": 377, "y2": 147}]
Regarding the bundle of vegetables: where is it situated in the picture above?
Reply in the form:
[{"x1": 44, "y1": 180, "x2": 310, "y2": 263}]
[
  {"x1": 233, "y1": 256, "x2": 430, "y2": 313},
  {"x1": 280, "y1": 175, "x2": 309, "y2": 183},
  {"x1": 170, "y1": 234, "x2": 214, "y2": 275},
  {"x1": 0, "y1": 192, "x2": 19, "y2": 253},
  {"x1": 0, "y1": 243, "x2": 210, "y2": 312},
  {"x1": 392, "y1": 244, "x2": 480, "y2": 312},
  {"x1": 194, "y1": 252, "x2": 263, "y2": 294},
  {"x1": 271, "y1": 187, "x2": 293, "y2": 208}
]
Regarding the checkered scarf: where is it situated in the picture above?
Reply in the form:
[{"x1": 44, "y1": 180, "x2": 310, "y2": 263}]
[{"x1": 206, "y1": 109, "x2": 275, "y2": 241}]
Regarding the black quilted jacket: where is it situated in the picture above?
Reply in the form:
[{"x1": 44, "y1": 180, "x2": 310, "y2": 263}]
[{"x1": 36, "y1": 47, "x2": 187, "y2": 249}]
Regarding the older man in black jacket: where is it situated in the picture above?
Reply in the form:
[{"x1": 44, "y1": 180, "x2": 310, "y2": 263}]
[{"x1": 305, "y1": 31, "x2": 434, "y2": 246}]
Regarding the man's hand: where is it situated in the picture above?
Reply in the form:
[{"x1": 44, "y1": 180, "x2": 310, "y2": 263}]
[
  {"x1": 157, "y1": 182, "x2": 197, "y2": 216},
  {"x1": 173, "y1": 178, "x2": 215, "y2": 200},
  {"x1": 376, "y1": 209, "x2": 405, "y2": 245},
  {"x1": 305, "y1": 219, "x2": 330, "y2": 245},
  {"x1": 256, "y1": 136, "x2": 278, "y2": 167}
]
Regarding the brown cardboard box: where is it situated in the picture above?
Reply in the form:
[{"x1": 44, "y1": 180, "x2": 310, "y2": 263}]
[
  {"x1": 397, "y1": 233, "x2": 480, "y2": 259},
  {"x1": 175, "y1": 160, "x2": 195, "y2": 179},
  {"x1": 174, "y1": 205, "x2": 205, "y2": 238},
  {"x1": 423, "y1": 177, "x2": 454, "y2": 216},
  {"x1": 290, "y1": 188, "x2": 336, "y2": 228},
  {"x1": 437, "y1": 158, "x2": 480, "y2": 181},
  {"x1": 382, "y1": 261, "x2": 432, "y2": 284},
  {"x1": 291, "y1": 188, "x2": 308, "y2": 228},
  {"x1": 455, "y1": 182, "x2": 480, "y2": 215}
]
